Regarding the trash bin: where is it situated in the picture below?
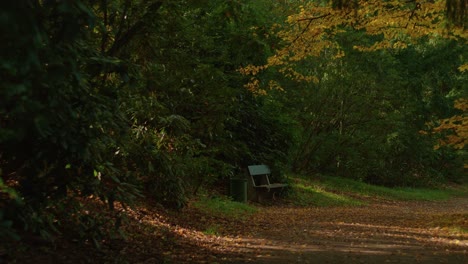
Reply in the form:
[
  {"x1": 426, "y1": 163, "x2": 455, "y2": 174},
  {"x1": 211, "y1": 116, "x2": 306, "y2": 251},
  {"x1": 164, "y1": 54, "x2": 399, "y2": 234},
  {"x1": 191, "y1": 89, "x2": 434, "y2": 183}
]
[{"x1": 229, "y1": 178, "x2": 247, "y2": 203}]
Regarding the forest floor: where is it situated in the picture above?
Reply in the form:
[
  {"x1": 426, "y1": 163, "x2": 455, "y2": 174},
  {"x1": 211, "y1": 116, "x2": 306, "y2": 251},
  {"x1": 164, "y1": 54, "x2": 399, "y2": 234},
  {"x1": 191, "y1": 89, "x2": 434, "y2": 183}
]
[
  {"x1": 159, "y1": 197, "x2": 468, "y2": 264},
  {"x1": 8, "y1": 195, "x2": 467, "y2": 264}
]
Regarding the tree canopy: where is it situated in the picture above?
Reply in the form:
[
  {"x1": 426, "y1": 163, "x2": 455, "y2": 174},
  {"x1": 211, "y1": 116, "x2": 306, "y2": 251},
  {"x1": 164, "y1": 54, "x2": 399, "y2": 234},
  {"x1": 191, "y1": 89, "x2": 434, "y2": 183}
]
[{"x1": 242, "y1": 0, "x2": 467, "y2": 94}]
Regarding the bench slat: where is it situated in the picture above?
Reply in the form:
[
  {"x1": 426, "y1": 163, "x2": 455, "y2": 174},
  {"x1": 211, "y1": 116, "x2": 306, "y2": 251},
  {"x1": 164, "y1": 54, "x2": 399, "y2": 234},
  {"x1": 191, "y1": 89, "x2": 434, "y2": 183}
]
[
  {"x1": 248, "y1": 165, "x2": 271, "y2": 176},
  {"x1": 266, "y1": 183, "x2": 288, "y2": 188}
]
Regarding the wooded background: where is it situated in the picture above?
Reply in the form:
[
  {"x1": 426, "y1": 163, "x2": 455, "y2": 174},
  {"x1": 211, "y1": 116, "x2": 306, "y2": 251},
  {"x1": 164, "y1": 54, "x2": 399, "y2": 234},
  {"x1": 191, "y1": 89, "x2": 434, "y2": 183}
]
[{"x1": 1, "y1": 0, "x2": 466, "y2": 245}]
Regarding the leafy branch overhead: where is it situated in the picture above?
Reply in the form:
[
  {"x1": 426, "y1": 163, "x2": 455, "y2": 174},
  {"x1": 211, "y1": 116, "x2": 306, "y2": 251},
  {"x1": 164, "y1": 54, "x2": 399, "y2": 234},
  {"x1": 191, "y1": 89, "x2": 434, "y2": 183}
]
[{"x1": 241, "y1": 0, "x2": 467, "y2": 94}]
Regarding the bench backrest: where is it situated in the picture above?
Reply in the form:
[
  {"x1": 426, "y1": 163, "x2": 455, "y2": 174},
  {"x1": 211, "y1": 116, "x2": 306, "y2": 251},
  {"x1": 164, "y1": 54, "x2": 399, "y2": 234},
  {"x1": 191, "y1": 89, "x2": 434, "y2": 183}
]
[{"x1": 248, "y1": 165, "x2": 272, "y2": 187}]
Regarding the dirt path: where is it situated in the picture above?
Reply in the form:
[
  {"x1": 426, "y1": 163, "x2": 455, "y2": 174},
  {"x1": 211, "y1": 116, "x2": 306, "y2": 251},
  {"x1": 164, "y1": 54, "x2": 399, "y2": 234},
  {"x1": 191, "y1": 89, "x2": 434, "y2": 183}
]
[
  {"x1": 229, "y1": 199, "x2": 468, "y2": 263},
  {"x1": 163, "y1": 198, "x2": 468, "y2": 263},
  {"x1": 7, "y1": 197, "x2": 467, "y2": 263},
  {"x1": 211, "y1": 198, "x2": 468, "y2": 264}
]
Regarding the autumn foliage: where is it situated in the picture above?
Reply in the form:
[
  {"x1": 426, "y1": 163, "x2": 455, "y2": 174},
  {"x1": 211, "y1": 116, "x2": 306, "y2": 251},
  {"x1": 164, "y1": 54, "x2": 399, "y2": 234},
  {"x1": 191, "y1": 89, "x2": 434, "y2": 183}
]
[
  {"x1": 242, "y1": 0, "x2": 467, "y2": 94},
  {"x1": 433, "y1": 99, "x2": 467, "y2": 150}
]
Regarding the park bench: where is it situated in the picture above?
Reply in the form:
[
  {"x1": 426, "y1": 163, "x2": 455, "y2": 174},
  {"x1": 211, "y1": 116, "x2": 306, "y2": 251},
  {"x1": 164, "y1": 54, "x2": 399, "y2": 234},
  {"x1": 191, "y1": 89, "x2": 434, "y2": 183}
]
[{"x1": 247, "y1": 165, "x2": 288, "y2": 194}]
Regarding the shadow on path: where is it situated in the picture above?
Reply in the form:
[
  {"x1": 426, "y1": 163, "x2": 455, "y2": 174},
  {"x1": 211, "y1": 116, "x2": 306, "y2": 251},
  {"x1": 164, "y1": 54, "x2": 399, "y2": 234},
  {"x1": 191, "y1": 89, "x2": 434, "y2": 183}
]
[{"x1": 211, "y1": 198, "x2": 468, "y2": 263}]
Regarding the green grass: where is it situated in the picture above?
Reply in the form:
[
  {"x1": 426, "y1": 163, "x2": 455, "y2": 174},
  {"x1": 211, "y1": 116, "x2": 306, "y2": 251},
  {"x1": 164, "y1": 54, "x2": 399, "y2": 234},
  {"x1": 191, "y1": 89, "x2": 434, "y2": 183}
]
[
  {"x1": 203, "y1": 224, "x2": 221, "y2": 236},
  {"x1": 318, "y1": 175, "x2": 467, "y2": 200},
  {"x1": 288, "y1": 178, "x2": 364, "y2": 207},
  {"x1": 192, "y1": 195, "x2": 257, "y2": 220},
  {"x1": 286, "y1": 174, "x2": 468, "y2": 207}
]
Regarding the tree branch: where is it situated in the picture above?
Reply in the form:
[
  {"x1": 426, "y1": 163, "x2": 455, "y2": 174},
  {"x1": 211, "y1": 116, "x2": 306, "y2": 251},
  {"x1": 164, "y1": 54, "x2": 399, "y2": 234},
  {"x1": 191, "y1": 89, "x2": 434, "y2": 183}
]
[
  {"x1": 292, "y1": 13, "x2": 331, "y2": 45},
  {"x1": 296, "y1": 13, "x2": 331, "y2": 22}
]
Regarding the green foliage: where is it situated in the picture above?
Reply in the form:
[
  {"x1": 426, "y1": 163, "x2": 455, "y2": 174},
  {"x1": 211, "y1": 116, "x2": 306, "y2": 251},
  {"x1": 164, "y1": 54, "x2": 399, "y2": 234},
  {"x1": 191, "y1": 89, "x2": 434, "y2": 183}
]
[
  {"x1": 0, "y1": 211, "x2": 19, "y2": 241},
  {"x1": 0, "y1": 178, "x2": 21, "y2": 241},
  {"x1": 0, "y1": 0, "x2": 142, "y2": 244},
  {"x1": 230, "y1": 93, "x2": 297, "y2": 181},
  {"x1": 283, "y1": 32, "x2": 467, "y2": 186},
  {"x1": 0, "y1": 0, "x2": 292, "y2": 247}
]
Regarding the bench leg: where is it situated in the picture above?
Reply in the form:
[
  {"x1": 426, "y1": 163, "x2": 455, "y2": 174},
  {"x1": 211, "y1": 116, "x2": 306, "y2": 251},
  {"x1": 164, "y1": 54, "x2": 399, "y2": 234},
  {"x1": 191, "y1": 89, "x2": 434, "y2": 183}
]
[{"x1": 255, "y1": 189, "x2": 269, "y2": 202}]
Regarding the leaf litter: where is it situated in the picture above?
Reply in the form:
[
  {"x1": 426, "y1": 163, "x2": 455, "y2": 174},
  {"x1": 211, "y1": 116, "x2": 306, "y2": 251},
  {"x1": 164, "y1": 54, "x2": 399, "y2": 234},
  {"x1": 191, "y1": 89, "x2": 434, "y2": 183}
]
[{"x1": 6, "y1": 197, "x2": 468, "y2": 263}]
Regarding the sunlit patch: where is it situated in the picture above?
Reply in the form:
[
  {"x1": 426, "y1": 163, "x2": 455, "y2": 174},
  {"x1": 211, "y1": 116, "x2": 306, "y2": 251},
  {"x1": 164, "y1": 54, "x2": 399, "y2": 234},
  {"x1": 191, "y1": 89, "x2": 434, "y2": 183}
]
[{"x1": 290, "y1": 178, "x2": 365, "y2": 207}]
